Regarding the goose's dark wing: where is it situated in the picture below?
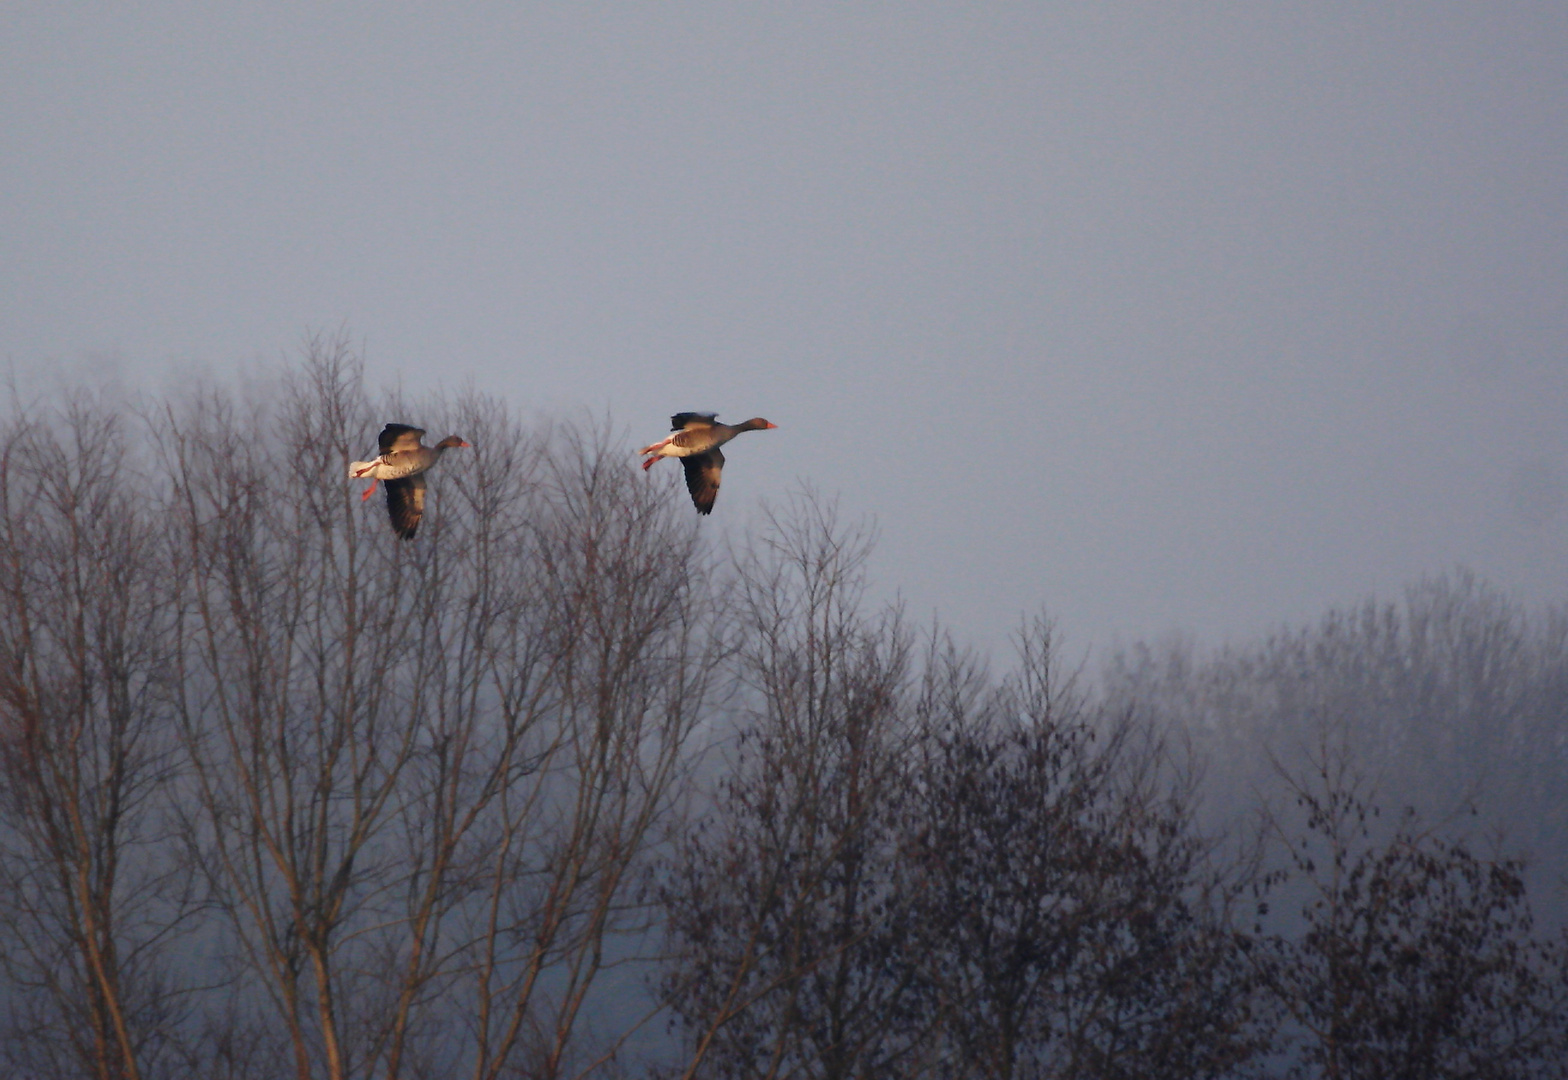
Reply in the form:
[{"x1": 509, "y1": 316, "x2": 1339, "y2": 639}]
[
  {"x1": 680, "y1": 448, "x2": 724, "y2": 515},
  {"x1": 670, "y1": 412, "x2": 717, "y2": 431},
  {"x1": 384, "y1": 474, "x2": 427, "y2": 539},
  {"x1": 379, "y1": 424, "x2": 426, "y2": 454}
]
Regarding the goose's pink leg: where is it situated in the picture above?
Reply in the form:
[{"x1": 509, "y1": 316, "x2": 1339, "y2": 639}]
[
  {"x1": 361, "y1": 480, "x2": 378, "y2": 501},
  {"x1": 641, "y1": 457, "x2": 658, "y2": 471}
]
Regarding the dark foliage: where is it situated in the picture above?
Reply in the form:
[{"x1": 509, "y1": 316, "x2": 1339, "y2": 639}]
[{"x1": 1254, "y1": 765, "x2": 1568, "y2": 1080}]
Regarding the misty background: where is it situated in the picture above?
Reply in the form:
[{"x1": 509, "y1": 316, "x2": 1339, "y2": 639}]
[
  {"x1": 5, "y1": 4, "x2": 1567, "y2": 655},
  {"x1": 5, "y1": 10, "x2": 1568, "y2": 1070}
]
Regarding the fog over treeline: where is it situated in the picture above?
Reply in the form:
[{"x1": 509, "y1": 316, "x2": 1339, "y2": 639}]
[{"x1": 2, "y1": 344, "x2": 1566, "y2": 1079}]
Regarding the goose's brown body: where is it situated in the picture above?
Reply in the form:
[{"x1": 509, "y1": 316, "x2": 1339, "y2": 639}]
[
  {"x1": 349, "y1": 424, "x2": 469, "y2": 539},
  {"x1": 638, "y1": 412, "x2": 776, "y2": 514}
]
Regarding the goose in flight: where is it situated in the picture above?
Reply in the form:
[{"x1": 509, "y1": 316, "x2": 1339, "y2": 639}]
[
  {"x1": 349, "y1": 423, "x2": 470, "y2": 539},
  {"x1": 637, "y1": 412, "x2": 776, "y2": 515}
]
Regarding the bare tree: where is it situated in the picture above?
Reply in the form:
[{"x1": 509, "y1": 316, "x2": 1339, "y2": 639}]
[
  {"x1": 656, "y1": 514, "x2": 1260, "y2": 1080},
  {"x1": 1252, "y1": 751, "x2": 1568, "y2": 1080},
  {"x1": 657, "y1": 495, "x2": 927, "y2": 1080},
  {"x1": 0, "y1": 394, "x2": 193, "y2": 1080},
  {"x1": 900, "y1": 621, "x2": 1261, "y2": 1080},
  {"x1": 447, "y1": 414, "x2": 721, "y2": 1080},
  {"x1": 145, "y1": 336, "x2": 716, "y2": 1080}
]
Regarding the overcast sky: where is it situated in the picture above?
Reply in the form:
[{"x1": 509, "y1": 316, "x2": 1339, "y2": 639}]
[{"x1": 5, "y1": 3, "x2": 1567, "y2": 658}]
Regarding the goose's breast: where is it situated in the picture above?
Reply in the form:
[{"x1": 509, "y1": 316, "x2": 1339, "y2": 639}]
[{"x1": 375, "y1": 450, "x2": 435, "y2": 479}]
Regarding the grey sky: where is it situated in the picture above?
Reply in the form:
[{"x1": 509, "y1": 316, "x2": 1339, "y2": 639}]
[{"x1": 5, "y1": 4, "x2": 1567, "y2": 656}]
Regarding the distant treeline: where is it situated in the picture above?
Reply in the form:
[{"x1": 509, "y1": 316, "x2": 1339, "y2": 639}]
[{"x1": 1, "y1": 338, "x2": 1564, "y2": 1080}]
